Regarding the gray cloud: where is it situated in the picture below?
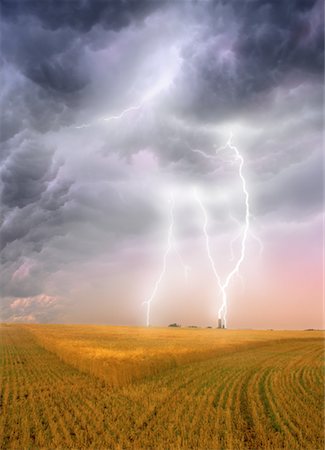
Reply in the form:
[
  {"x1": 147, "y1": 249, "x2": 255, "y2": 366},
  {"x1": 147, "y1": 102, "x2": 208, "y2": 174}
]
[
  {"x1": 255, "y1": 149, "x2": 323, "y2": 219},
  {"x1": 0, "y1": 0, "x2": 323, "y2": 323},
  {"x1": 1, "y1": 0, "x2": 165, "y2": 32},
  {"x1": 1, "y1": 140, "x2": 57, "y2": 208},
  {"x1": 168, "y1": 0, "x2": 323, "y2": 122}
]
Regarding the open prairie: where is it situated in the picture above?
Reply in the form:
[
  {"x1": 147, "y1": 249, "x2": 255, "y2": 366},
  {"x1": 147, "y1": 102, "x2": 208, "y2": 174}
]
[{"x1": 1, "y1": 324, "x2": 324, "y2": 449}]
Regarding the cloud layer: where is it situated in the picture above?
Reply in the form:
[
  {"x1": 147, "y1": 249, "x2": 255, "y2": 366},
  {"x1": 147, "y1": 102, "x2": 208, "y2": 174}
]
[{"x1": 1, "y1": 0, "x2": 323, "y2": 327}]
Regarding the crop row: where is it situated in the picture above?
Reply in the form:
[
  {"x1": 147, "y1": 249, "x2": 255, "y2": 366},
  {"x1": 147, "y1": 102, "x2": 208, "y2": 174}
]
[{"x1": 0, "y1": 325, "x2": 323, "y2": 449}]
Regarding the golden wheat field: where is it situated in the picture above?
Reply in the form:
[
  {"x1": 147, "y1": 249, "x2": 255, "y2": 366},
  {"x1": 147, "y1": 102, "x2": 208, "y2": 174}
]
[{"x1": 0, "y1": 324, "x2": 324, "y2": 450}]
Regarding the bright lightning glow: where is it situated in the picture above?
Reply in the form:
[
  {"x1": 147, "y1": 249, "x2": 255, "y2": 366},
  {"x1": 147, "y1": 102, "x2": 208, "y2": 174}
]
[
  {"x1": 175, "y1": 248, "x2": 191, "y2": 281},
  {"x1": 229, "y1": 229, "x2": 241, "y2": 263},
  {"x1": 75, "y1": 100, "x2": 144, "y2": 129},
  {"x1": 143, "y1": 194, "x2": 175, "y2": 327},
  {"x1": 102, "y1": 104, "x2": 144, "y2": 123},
  {"x1": 143, "y1": 192, "x2": 191, "y2": 326},
  {"x1": 230, "y1": 215, "x2": 264, "y2": 260},
  {"x1": 249, "y1": 226, "x2": 264, "y2": 257},
  {"x1": 191, "y1": 147, "x2": 217, "y2": 161},
  {"x1": 193, "y1": 188, "x2": 222, "y2": 287},
  {"x1": 74, "y1": 61, "x2": 193, "y2": 326},
  {"x1": 74, "y1": 72, "x2": 174, "y2": 129},
  {"x1": 74, "y1": 56, "x2": 252, "y2": 328},
  {"x1": 193, "y1": 134, "x2": 250, "y2": 328},
  {"x1": 218, "y1": 135, "x2": 250, "y2": 327}
]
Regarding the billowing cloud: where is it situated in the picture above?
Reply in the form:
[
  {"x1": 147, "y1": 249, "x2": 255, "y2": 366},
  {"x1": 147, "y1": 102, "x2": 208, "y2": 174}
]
[{"x1": 0, "y1": 0, "x2": 323, "y2": 327}]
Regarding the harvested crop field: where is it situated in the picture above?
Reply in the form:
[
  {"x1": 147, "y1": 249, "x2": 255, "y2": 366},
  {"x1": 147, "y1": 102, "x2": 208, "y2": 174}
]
[{"x1": 0, "y1": 324, "x2": 324, "y2": 449}]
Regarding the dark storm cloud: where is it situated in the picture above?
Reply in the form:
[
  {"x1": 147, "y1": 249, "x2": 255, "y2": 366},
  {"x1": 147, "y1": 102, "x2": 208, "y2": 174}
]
[
  {"x1": 1, "y1": 140, "x2": 57, "y2": 208},
  {"x1": 0, "y1": 134, "x2": 71, "y2": 256},
  {"x1": 1, "y1": 39, "x2": 84, "y2": 143},
  {"x1": 0, "y1": 0, "x2": 168, "y2": 96},
  {"x1": 66, "y1": 182, "x2": 159, "y2": 236},
  {"x1": 0, "y1": 180, "x2": 70, "y2": 253},
  {"x1": 171, "y1": 0, "x2": 323, "y2": 121},
  {"x1": 1, "y1": 18, "x2": 89, "y2": 100},
  {"x1": 1, "y1": 0, "x2": 164, "y2": 32},
  {"x1": 0, "y1": 0, "x2": 323, "y2": 323},
  {"x1": 0, "y1": 159, "x2": 71, "y2": 300},
  {"x1": 0, "y1": 0, "x2": 170, "y2": 143},
  {"x1": 236, "y1": 0, "x2": 323, "y2": 74},
  {"x1": 2, "y1": 0, "x2": 323, "y2": 120}
]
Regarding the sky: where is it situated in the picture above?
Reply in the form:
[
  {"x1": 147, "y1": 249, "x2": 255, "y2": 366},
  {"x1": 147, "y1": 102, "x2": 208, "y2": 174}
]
[{"x1": 0, "y1": 0, "x2": 323, "y2": 329}]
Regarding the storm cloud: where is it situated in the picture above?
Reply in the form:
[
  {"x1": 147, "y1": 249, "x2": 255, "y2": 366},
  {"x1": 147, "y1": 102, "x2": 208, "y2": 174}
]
[{"x1": 0, "y1": 0, "x2": 323, "y2": 327}]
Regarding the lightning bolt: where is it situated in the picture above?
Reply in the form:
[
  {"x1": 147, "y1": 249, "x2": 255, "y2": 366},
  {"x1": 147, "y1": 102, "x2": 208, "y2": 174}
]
[
  {"x1": 175, "y1": 247, "x2": 191, "y2": 281},
  {"x1": 75, "y1": 101, "x2": 145, "y2": 129},
  {"x1": 72, "y1": 54, "x2": 253, "y2": 327},
  {"x1": 229, "y1": 214, "x2": 263, "y2": 261},
  {"x1": 193, "y1": 134, "x2": 250, "y2": 328},
  {"x1": 142, "y1": 192, "x2": 191, "y2": 326},
  {"x1": 142, "y1": 193, "x2": 174, "y2": 327},
  {"x1": 73, "y1": 65, "x2": 192, "y2": 326},
  {"x1": 74, "y1": 74, "x2": 173, "y2": 129},
  {"x1": 193, "y1": 188, "x2": 222, "y2": 288},
  {"x1": 75, "y1": 104, "x2": 144, "y2": 129},
  {"x1": 218, "y1": 135, "x2": 250, "y2": 327}
]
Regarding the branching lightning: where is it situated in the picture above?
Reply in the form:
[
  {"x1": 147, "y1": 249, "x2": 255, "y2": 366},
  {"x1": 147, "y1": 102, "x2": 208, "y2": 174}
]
[
  {"x1": 142, "y1": 193, "x2": 190, "y2": 326},
  {"x1": 73, "y1": 59, "x2": 255, "y2": 328},
  {"x1": 74, "y1": 74, "x2": 173, "y2": 129},
  {"x1": 75, "y1": 104, "x2": 144, "y2": 129},
  {"x1": 193, "y1": 188, "x2": 222, "y2": 287},
  {"x1": 229, "y1": 214, "x2": 263, "y2": 261},
  {"x1": 176, "y1": 248, "x2": 191, "y2": 281},
  {"x1": 75, "y1": 100, "x2": 145, "y2": 129},
  {"x1": 142, "y1": 194, "x2": 174, "y2": 327},
  {"x1": 74, "y1": 67, "x2": 195, "y2": 326},
  {"x1": 193, "y1": 134, "x2": 251, "y2": 328},
  {"x1": 218, "y1": 135, "x2": 250, "y2": 327}
]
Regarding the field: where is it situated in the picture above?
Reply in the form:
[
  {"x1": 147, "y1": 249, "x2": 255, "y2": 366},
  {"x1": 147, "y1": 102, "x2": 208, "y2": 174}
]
[{"x1": 0, "y1": 324, "x2": 324, "y2": 449}]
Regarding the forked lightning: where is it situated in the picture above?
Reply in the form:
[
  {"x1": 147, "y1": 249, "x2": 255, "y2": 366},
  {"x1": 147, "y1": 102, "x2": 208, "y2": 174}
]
[{"x1": 193, "y1": 134, "x2": 250, "y2": 328}]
